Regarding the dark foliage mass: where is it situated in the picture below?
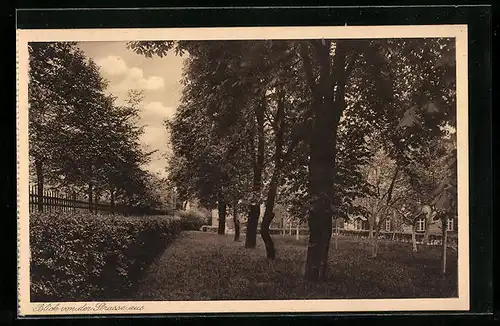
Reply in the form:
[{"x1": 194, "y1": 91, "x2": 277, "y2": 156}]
[
  {"x1": 128, "y1": 38, "x2": 457, "y2": 280},
  {"x1": 30, "y1": 212, "x2": 181, "y2": 301}
]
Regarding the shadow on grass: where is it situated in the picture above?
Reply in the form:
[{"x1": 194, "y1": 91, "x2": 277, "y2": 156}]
[{"x1": 132, "y1": 231, "x2": 458, "y2": 301}]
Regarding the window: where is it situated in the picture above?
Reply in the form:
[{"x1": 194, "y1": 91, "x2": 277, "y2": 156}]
[
  {"x1": 416, "y1": 218, "x2": 426, "y2": 232},
  {"x1": 447, "y1": 218, "x2": 454, "y2": 231},
  {"x1": 355, "y1": 219, "x2": 361, "y2": 230},
  {"x1": 385, "y1": 219, "x2": 391, "y2": 232}
]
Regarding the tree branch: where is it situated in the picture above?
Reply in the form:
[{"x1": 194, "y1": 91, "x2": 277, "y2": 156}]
[{"x1": 381, "y1": 167, "x2": 400, "y2": 204}]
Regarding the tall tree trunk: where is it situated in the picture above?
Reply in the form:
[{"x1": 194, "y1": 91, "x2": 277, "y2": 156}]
[
  {"x1": 233, "y1": 201, "x2": 240, "y2": 241},
  {"x1": 423, "y1": 220, "x2": 431, "y2": 245},
  {"x1": 304, "y1": 106, "x2": 336, "y2": 280},
  {"x1": 302, "y1": 40, "x2": 352, "y2": 282},
  {"x1": 246, "y1": 205, "x2": 260, "y2": 247},
  {"x1": 88, "y1": 182, "x2": 93, "y2": 213},
  {"x1": 261, "y1": 175, "x2": 278, "y2": 258},
  {"x1": 260, "y1": 92, "x2": 285, "y2": 259},
  {"x1": 245, "y1": 97, "x2": 265, "y2": 249},
  {"x1": 207, "y1": 212, "x2": 213, "y2": 226},
  {"x1": 368, "y1": 223, "x2": 374, "y2": 239},
  {"x1": 94, "y1": 192, "x2": 99, "y2": 214},
  {"x1": 35, "y1": 158, "x2": 44, "y2": 213},
  {"x1": 442, "y1": 217, "x2": 448, "y2": 274},
  {"x1": 334, "y1": 221, "x2": 339, "y2": 250},
  {"x1": 217, "y1": 200, "x2": 227, "y2": 235},
  {"x1": 110, "y1": 186, "x2": 115, "y2": 215},
  {"x1": 372, "y1": 224, "x2": 380, "y2": 258},
  {"x1": 411, "y1": 221, "x2": 418, "y2": 252}
]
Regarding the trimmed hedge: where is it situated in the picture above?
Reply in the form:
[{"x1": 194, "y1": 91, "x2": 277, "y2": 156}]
[
  {"x1": 30, "y1": 211, "x2": 181, "y2": 301},
  {"x1": 177, "y1": 210, "x2": 207, "y2": 231}
]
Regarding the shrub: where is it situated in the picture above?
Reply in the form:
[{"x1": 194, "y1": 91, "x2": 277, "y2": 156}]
[
  {"x1": 177, "y1": 210, "x2": 207, "y2": 231},
  {"x1": 200, "y1": 225, "x2": 219, "y2": 232},
  {"x1": 29, "y1": 211, "x2": 182, "y2": 301}
]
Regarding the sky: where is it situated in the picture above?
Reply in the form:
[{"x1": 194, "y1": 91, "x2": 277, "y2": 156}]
[{"x1": 78, "y1": 41, "x2": 185, "y2": 178}]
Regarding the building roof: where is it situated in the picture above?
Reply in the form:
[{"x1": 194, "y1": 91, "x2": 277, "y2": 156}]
[{"x1": 348, "y1": 215, "x2": 367, "y2": 222}]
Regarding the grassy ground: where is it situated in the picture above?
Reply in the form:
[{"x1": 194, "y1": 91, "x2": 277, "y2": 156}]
[{"x1": 135, "y1": 231, "x2": 458, "y2": 301}]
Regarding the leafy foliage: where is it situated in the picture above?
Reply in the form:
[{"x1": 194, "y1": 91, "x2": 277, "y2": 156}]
[
  {"x1": 29, "y1": 42, "x2": 159, "y2": 210},
  {"x1": 30, "y1": 212, "x2": 181, "y2": 301},
  {"x1": 177, "y1": 209, "x2": 208, "y2": 231}
]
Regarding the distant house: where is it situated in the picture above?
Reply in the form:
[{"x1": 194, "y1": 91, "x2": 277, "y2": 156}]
[
  {"x1": 391, "y1": 215, "x2": 457, "y2": 235},
  {"x1": 335, "y1": 212, "x2": 457, "y2": 236},
  {"x1": 336, "y1": 215, "x2": 369, "y2": 231}
]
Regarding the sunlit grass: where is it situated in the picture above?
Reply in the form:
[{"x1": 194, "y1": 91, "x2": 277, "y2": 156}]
[{"x1": 135, "y1": 231, "x2": 458, "y2": 300}]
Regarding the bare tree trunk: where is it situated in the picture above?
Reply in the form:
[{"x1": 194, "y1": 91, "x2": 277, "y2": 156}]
[
  {"x1": 301, "y1": 40, "x2": 354, "y2": 282},
  {"x1": 217, "y1": 200, "x2": 227, "y2": 235},
  {"x1": 304, "y1": 102, "x2": 336, "y2": 281},
  {"x1": 261, "y1": 92, "x2": 285, "y2": 258},
  {"x1": 334, "y1": 222, "x2": 339, "y2": 250},
  {"x1": 261, "y1": 174, "x2": 278, "y2": 258},
  {"x1": 245, "y1": 97, "x2": 265, "y2": 249},
  {"x1": 442, "y1": 217, "x2": 448, "y2": 274},
  {"x1": 109, "y1": 186, "x2": 115, "y2": 215},
  {"x1": 369, "y1": 223, "x2": 374, "y2": 239},
  {"x1": 88, "y1": 182, "x2": 93, "y2": 213},
  {"x1": 423, "y1": 212, "x2": 431, "y2": 245},
  {"x1": 372, "y1": 225, "x2": 379, "y2": 258},
  {"x1": 296, "y1": 224, "x2": 300, "y2": 241},
  {"x1": 94, "y1": 192, "x2": 99, "y2": 214},
  {"x1": 233, "y1": 202, "x2": 240, "y2": 241},
  {"x1": 411, "y1": 222, "x2": 418, "y2": 252}
]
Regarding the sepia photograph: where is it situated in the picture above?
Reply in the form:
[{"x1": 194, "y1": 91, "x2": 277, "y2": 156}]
[{"x1": 16, "y1": 26, "x2": 469, "y2": 315}]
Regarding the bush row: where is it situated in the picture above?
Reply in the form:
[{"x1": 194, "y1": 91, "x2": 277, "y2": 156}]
[
  {"x1": 30, "y1": 211, "x2": 182, "y2": 301},
  {"x1": 176, "y1": 210, "x2": 207, "y2": 231}
]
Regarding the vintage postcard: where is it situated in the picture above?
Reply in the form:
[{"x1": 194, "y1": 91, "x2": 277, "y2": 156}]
[{"x1": 17, "y1": 25, "x2": 469, "y2": 316}]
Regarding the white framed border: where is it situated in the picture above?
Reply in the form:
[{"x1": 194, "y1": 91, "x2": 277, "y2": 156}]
[{"x1": 16, "y1": 25, "x2": 469, "y2": 316}]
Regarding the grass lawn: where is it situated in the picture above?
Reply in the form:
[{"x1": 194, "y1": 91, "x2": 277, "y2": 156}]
[{"x1": 134, "y1": 231, "x2": 458, "y2": 301}]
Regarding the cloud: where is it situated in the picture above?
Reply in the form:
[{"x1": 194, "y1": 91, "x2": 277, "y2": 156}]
[
  {"x1": 138, "y1": 101, "x2": 175, "y2": 161},
  {"x1": 96, "y1": 55, "x2": 165, "y2": 91},
  {"x1": 141, "y1": 101, "x2": 175, "y2": 124},
  {"x1": 95, "y1": 55, "x2": 128, "y2": 75}
]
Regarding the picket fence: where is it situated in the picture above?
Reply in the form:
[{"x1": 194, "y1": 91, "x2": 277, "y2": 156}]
[
  {"x1": 28, "y1": 186, "x2": 165, "y2": 216},
  {"x1": 199, "y1": 225, "x2": 458, "y2": 248}
]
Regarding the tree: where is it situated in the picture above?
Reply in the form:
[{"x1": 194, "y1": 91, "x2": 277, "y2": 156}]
[
  {"x1": 127, "y1": 38, "x2": 457, "y2": 280},
  {"x1": 356, "y1": 146, "x2": 410, "y2": 257},
  {"x1": 29, "y1": 42, "x2": 155, "y2": 213},
  {"x1": 130, "y1": 40, "x2": 307, "y2": 248},
  {"x1": 430, "y1": 136, "x2": 457, "y2": 274},
  {"x1": 28, "y1": 42, "x2": 98, "y2": 210},
  {"x1": 162, "y1": 41, "x2": 256, "y2": 235}
]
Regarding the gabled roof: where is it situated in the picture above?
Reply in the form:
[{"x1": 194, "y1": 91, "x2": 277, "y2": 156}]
[{"x1": 347, "y1": 215, "x2": 367, "y2": 222}]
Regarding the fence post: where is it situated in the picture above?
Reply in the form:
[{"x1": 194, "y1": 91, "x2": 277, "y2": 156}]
[{"x1": 45, "y1": 190, "x2": 49, "y2": 213}]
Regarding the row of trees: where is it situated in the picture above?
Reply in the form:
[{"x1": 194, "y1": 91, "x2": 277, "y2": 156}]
[
  {"x1": 127, "y1": 38, "x2": 457, "y2": 280},
  {"x1": 29, "y1": 42, "x2": 166, "y2": 212}
]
